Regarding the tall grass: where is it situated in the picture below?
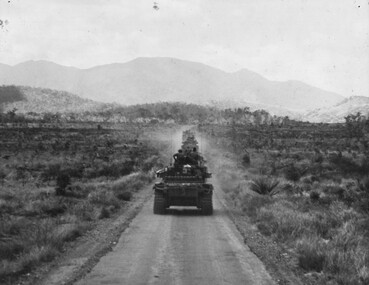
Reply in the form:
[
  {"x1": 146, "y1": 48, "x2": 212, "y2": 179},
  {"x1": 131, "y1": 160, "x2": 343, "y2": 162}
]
[{"x1": 213, "y1": 144, "x2": 369, "y2": 285}]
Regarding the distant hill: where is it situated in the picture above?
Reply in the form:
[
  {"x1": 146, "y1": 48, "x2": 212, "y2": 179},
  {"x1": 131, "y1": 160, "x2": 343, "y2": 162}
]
[
  {"x1": 0, "y1": 85, "x2": 112, "y2": 114},
  {"x1": 302, "y1": 96, "x2": 369, "y2": 123},
  {"x1": 0, "y1": 57, "x2": 344, "y2": 113}
]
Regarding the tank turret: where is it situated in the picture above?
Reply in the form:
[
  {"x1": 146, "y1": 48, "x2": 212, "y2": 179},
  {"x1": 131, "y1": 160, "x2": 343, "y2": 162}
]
[{"x1": 153, "y1": 130, "x2": 213, "y2": 215}]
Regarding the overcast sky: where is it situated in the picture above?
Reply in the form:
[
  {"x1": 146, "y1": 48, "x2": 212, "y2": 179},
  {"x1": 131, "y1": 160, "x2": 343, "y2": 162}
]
[{"x1": 0, "y1": 0, "x2": 368, "y2": 97}]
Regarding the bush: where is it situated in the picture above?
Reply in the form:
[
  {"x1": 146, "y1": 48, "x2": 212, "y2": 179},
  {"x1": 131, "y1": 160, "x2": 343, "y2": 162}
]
[
  {"x1": 296, "y1": 235, "x2": 325, "y2": 272},
  {"x1": 0, "y1": 168, "x2": 7, "y2": 184},
  {"x1": 353, "y1": 198, "x2": 369, "y2": 214},
  {"x1": 42, "y1": 163, "x2": 62, "y2": 181},
  {"x1": 309, "y1": 191, "x2": 320, "y2": 202},
  {"x1": 242, "y1": 153, "x2": 251, "y2": 166},
  {"x1": 40, "y1": 198, "x2": 67, "y2": 216},
  {"x1": 318, "y1": 196, "x2": 333, "y2": 206},
  {"x1": 256, "y1": 222, "x2": 273, "y2": 236},
  {"x1": 249, "y1": 176, "x2": 280, "y2": 196},
  {"x1": 358, "y1": 176, "x2": 369, "y2": 194},
  {"x1": 329, "y1": 155, "x2": 360, "y2": 174},
  {"x1": 284, "y1": 165, "x2": 307, "y2": 182},
  {"x1": 70, "y1": 201, "x2": 95, "y2": 221},
  {"x1": 0, "y1": 238, "x2": 25, "y2": 260},
  {"x1": 99, "y1": 207, "x2": 111, "y2": 219},
  {"x1": 323, "y1": 222, "x2": 368, "y2": 283},
  {"x1": 55, "y1": 173, "x2": 71, "y2": 196},
  {"x1": 66, "y1": 183, "x2": 89, "y2": 198},
  {"x1": 102, "y1": 161, "x2": 135, "y2": 178},
  {"x1": 302, "y1": 175, "x2": 319, "y2": 184},
  {"x1": 52, "y1": 223, "x2": 84, "y2": 243},
  {"x1": 359, "y1": 157, "x2": 369, "y2": 175},
  {"x1": 323, "y1": 185, "x2": 345, "y2": 199},
  {"x1": 62, "y1": 164, "x2": 84, "y2": 179},
  {"x1": 88, "y1": 189, "x2": 120, "y2": 209},
  {"x1": 313, "y1": 154, "x2": 324, "y2": 163},
  {"x1": 115, "y1": 191, "x2": 132, "y2": 201}
]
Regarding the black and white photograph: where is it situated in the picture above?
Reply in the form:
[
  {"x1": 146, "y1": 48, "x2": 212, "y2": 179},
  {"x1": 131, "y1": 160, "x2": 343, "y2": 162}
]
[{"x1": 0, "y1": 0, "x2": 368, "y2": 284}]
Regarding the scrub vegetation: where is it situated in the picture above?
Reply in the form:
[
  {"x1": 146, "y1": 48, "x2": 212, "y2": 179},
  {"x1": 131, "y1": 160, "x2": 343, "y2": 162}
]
[
  {"x1": 201, "y1": 118, "x2": 369, "y2": 285},
  {"x1": 0, "y1": 125, "x2": 167, "y2": 282}
]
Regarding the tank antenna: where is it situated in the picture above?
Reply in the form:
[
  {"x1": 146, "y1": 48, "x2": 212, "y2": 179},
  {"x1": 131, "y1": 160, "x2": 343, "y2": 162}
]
[
  {"x1": 200, "y1": 131, "x2": 203, "y2": 154},
  {"x1": 171, "y1": 131, "x2": 174, "y2": 165}
]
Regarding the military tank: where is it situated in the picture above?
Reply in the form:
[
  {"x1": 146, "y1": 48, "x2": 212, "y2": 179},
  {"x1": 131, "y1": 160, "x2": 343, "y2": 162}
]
[{"x1": 153, "y1": 131, "x2": 213, "y2": 215}]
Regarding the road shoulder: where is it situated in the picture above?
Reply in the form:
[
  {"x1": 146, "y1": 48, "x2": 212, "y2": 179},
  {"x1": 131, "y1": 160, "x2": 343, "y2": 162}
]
[{"x1": 22, "y1": 184, "x2": 154, "y2": 285}]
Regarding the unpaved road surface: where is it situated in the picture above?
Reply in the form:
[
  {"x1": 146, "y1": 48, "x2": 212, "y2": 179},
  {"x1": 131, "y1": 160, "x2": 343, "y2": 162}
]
[{"x1": 75, "y1": 191, "x2": 274, "y2": 285}]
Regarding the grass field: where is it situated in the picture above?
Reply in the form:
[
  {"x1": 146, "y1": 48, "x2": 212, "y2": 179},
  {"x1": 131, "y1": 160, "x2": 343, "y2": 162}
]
[
  {"x1": 0, "y1": 124, "x2": 170, "y2": 282},
  {"x1": 202, "y1": 123, "x2": 369, "y2": 285},
  {"x1": 2, "y1": 120, "x2": 368, "y2": 284}
]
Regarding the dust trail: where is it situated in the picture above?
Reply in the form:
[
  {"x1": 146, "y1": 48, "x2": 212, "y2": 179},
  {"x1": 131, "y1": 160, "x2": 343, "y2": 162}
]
[
  {"x1": 146, "y1": 125, "x2": 198, "y2": 164},
  {"x1": 198, "y1": 134, "x2": 253, "y2": 201}
]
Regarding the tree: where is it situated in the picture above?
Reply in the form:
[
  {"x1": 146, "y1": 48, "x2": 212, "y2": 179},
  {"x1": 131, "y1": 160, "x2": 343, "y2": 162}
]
[
  {"x1": 6, "y1": 108, "x2": 17, "y2": 121},
  {"x1": 345, "y1": 112, "x2": 365, "y2": 138}
]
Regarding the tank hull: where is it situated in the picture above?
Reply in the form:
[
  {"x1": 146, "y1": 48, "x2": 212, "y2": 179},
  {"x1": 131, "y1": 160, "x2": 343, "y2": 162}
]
[{"x1": 153, "y1": 182, "x2": 213, "y2": 214}]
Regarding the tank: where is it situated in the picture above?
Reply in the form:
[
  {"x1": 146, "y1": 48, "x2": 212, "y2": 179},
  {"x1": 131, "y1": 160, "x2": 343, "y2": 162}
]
[{"x1": 153, "y1": 131, "x2": 213, "y2": 215}]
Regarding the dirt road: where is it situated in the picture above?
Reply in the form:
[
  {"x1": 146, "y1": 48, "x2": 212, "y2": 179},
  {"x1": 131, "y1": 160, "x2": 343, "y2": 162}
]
[{"x1": 75, "y1": 190, "x2": 275, "y2": 285}]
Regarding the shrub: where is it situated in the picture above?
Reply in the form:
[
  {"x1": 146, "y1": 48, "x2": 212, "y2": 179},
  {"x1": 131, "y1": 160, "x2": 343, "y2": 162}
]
[
  {"x1": 0, "y1": 238, "x2": 25, "y2": 260},
  {"x1": 62, "y1": 164, "x2": 84, "y2": 179},
  {"x1": 40, "y1": 199, "x2": 67, "y2": 216},
  {"x1": 256, "y1": 222, "x2": 273, "y2": 236},
  {"x1": 323, "y1": 222, "x2": 368, "y2": 283},
  {"x1": 358, "y1": 176, "x2": 369, "y2": 194},
  {"x1": 88, "y1": 189, "x2": 120, "y2": 209},
  {"x1": 115, "y1": 191, "x2": 132, "y2": 201},
  {"x1": 51, "y1": 223, "x2": 84, "y2": 243},
  {"x1": 70, "y1": 201, "x2": 95, "y2": 221},
  {"x1": 66, "y1": 183, "x2": 89, "y2": 198},
  {"x1": 302, "y1": 175, "x2": 319, "y2": 184},
  {"x1": 28, "y1": 219, "x2": 57, "y2": 248},
  {"x1": 249, "y1": 176, "x2": 280, "y2": 196},
  {"x1": 94, "y1": 161, "x2": 135, "y2": 178},
  {"x1": 42, "y1": 163, "x2": 61, "y2": 181},
  {"x1": 323, "y1": 185, "x2": 345, "y2": 199},
  {"x1": 318, "y1": 196, "x2": 333, "y2": 206},
  {"x1": 284, "y1": 165, "x2": 307, "y2": 182},
  {"x1": 313, "y1": 154, "x2": 324, "y2": 163},
  {"x1": 242, "y1": 153, "x2": 251, "y2": 166},
  {"x1": 353, "y1": 198, "x2": 369, "y2": 214},
  {"x1": 309, "y1": 191, "x2": 320, "y2": 202},
  {"x1": 99, "y1": 207, "x2": 110, "y2": 219},
  {"x1": 55, "y1": 173, "x2": 71, "y2": 196},
  {"x1": 329, "y1": 155, "x2": 360, "y2": 174},
  {"x1": 359, "y1": 157, "x2": 369, "y2": 175},
  {"x1": 0, "y1": 168, "x2": 7, "y2": 185},
  {"x1": 296, "y1": 235, "x2": 326, "y2": 272}
]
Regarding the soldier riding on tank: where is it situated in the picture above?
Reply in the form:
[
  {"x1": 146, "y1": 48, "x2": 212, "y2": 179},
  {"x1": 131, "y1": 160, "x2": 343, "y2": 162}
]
[{"x1": 173, "y1": 149, "x2": 185, "y2": 167}]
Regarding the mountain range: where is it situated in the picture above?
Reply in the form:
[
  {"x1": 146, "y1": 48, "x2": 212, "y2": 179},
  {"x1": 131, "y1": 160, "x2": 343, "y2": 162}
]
[
  {"x1": 0, "y1": 57, "x2": 368, "y2": 122},
  {"x1": 0, "y1": 57, "x2": 344, "y2": 112}
]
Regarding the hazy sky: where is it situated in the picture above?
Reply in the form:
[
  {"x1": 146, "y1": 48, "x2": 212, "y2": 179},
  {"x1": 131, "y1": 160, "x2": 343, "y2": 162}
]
[{"x1": 0, "y1": 0, "x2": 368, "y2": 97}]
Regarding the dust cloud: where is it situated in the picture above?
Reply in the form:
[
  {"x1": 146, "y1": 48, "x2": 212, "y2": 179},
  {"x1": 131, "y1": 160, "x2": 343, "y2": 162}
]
[
  {"x1": 142, "y1": 125, "x2": 250, "y2": 199},
  {"x1": 199, "y1": 134, "x2": 253, "y2": 203}
]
